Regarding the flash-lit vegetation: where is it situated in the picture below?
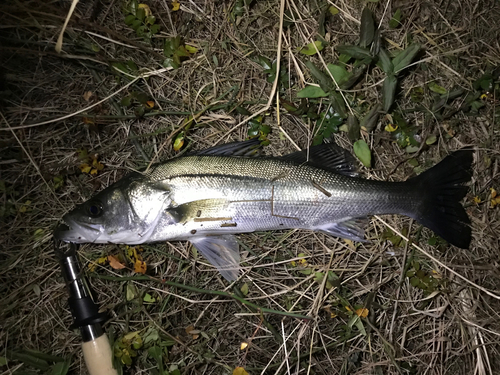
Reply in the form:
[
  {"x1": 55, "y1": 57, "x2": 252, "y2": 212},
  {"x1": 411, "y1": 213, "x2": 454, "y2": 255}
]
[{"x1": 1, "y1": 0, "x2": 499, "y2": 374}]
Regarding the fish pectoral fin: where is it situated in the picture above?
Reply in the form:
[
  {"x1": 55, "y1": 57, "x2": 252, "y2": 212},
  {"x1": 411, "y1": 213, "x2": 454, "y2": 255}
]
[
  {"x1": 316, "y1": 217, "x2": 369, "y2": 242},
  {"x1": 190, "y1": 235, "x2": 240, "y2": 281},
  {"x1": 281, "y1": 143, "x2": 358, "y2": 176}
]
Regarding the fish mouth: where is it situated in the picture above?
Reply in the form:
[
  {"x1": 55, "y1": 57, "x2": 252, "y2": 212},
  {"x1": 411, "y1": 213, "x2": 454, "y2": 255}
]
[{"x1": 54, "y1": 218, "x2": 103, "y2": 243}]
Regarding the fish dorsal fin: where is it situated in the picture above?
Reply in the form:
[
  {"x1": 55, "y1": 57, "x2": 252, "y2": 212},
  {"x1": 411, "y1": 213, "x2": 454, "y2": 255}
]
[
  {"x1": 315, "y1": 217, "x2": 369, "y2": 242},
  {"x1": 281, "y1": 143, "x2": 358, "y2": 176},
  {"x1": 190, "y1": 235, "x2": 240, "y2": 281},
  {"x1": 192, "y1": 139, "x2": 262, "y2": 157}
]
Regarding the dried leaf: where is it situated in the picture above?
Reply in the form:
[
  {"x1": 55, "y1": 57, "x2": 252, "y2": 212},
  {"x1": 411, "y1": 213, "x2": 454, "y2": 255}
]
[
  {"x1": 80, "y1": 164, "x2": 92, "y2": 174},
  {"x1": 172, "y1": 0, "x2": 180, "y2": 11},
  {"x1": 108, "y1": 255, "x2": 126, "y2": 270},
  {"x1": 134, "y1": 259, "x2": 147, "y2": 274},
  {"x1": 145, "y1": 100, "x2": 155, "y2": 108},
  {"x1": 83, "y1": 91, "x2": 93, "y2": 101},
  {"x1": 240, "y1": 342, "x2": 248, "y2": 350},
  {"x1": 233, "y1": 367, "x2": 249, "y2": 375},
  {"x1": 138, "y1": 3, "x2": 152, "y2": 17},
  {"x1": 355, "y1": 308, "x2": 369, "y2": 318}
]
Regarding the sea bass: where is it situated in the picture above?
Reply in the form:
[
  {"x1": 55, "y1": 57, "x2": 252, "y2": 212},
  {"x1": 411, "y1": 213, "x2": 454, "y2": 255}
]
[{"x1": 55, "y1": 141, "x2": 473, "y2": 281}]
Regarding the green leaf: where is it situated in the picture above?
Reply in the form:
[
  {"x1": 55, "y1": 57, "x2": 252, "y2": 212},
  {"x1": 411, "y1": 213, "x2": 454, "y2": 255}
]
[
  {"x1": 428, "y1": 81, "x2": 447, "y2": 94},
  {"x1": 258, "y1": 56, "x2": 272, "y2": 70},
  {"x1": 126, "y1": 283, "x2": 138, "y2": 301},
  {"x1": 336, "y1": 45, "x2": 372, "y2": 60},
  {"x1": 145, "y1": 16, "x2": 156, "y2": 25},
  {"x1": 378, "y1": 48, "x2": 393, "y2": 74},
  {"x1": 240, "y1": 283, "x2": 249, "y2": 296},
  {"x1": 330, "y1": 92, "x2": 347, "y2": 118},
  {"x1": 329, "y1": 6, "x2": 339, "y2": 15},
  {"x1": 382, "y1": 74, "x2": 398, "y2": 112},
  {"x1": 300, "y1": 41, "x2": 324, "y2": 56},
  {"x1": 347, "y1": 113, "x2": 360, "y2": 141},
  {"x1": 124, "y1": 14, "x2": 136, "y2": 26},
  {"x1": 50, "y1": 359, "x2": 71, "y2": 375},
  {"x1": 326, "y1": 63, "x2": 351, "y2": 86},
  {"x1": 392, "y1": 44, "x2": 420, "y2": 73},
  {"x1": 359, "y1": 7, "x2": 375, "y2": 48},
  {"x1": 410, "y1": 276, "x2": 420, "y2": 287},
  {"x1": 136, "y1": 7, "x2": 145, "y2": 21},
  {"x1": 297, "y1": 86, "x2": 329, "y2": 98},
  {"x1": 360, "y1": 104, "x2": 381, "y2": 132},
  {"x1": 353, "y1": 140, "x2": 371, "y2": 168},
  {"x1": 354, "y1": 316, "x2": 367, "y2": 336},
  {"x1": 143, "y1": 293, "x2": 156, "y2": 303},
  {"x1": 426, "y1": 135, "x2": 437, "y2": 145},
  {"x1": 314, "y1": 272, "x2": 324, "y2": 283},
  {"x1": 150, "y1": 24, "x2": 160, "y2": 34},
  {"x1": 405, "y1": 145, "x2": 419, "y2": 153},
  {"x1": 473, "y1": 73, "x2": 494, "y2": 91},
  {"x1": 389, "y1": 8, "x2": 401, "y2": 29},
  {"x1": 305, "y1": 61, "x2": 332, "y2": 92}
]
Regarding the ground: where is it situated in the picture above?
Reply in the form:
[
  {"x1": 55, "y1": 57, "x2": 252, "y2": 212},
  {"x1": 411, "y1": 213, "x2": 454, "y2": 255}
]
[{"x1": 1, "y1": 0, "x2": 500, "y2": 374}]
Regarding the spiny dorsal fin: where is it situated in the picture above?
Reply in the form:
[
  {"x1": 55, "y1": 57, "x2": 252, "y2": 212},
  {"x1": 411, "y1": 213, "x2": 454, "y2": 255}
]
[
  {"x1": 192, "y1": 138, "x2": 262, "y2": 157},
  {"x1": 281, "y1": 143, "x2": 358, "y2": 176}
]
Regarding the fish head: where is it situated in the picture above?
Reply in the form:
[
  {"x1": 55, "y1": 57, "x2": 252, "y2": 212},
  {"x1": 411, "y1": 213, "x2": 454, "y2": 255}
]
[{"x1": 55, "y1": 174, "x2": 171, "y2": 244}]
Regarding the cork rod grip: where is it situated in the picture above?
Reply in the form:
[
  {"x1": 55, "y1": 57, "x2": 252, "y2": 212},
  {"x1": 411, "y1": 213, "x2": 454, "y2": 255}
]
[{"x1": 81, "y1": 334, "x2": 118, "y2": 375}]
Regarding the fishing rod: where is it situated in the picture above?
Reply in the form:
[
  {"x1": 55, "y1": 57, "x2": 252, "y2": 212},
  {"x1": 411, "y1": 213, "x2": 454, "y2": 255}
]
[{"x1": 55, "y1": 240, "x2": 117, "y2": 375}]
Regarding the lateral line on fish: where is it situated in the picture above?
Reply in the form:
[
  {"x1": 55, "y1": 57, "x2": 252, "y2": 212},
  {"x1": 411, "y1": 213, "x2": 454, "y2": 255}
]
[
  {"x1": 271, "y1": 170, "x2": 290, "y2": 182},
  {"x1": 311, "y1": 179, "x2": 332, "y2": 197},
  {"x1": 193, "y1": 217, "x2": 233, "y2": 222},
  {"x1": 271, "y1": 185, "x2": 299, "y2": 221},
  {"x1": 229, "y1": 199, "x2": 272, "y2": 203}
]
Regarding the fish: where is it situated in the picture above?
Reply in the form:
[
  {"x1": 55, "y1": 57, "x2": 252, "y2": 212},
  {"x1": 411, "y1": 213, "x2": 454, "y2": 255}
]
[{"x1": 54, "y1": 140, "x2": 473, "y2": 281}]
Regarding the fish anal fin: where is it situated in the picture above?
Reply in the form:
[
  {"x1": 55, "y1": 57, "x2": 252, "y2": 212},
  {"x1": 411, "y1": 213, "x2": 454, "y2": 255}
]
[
  {"x1": 315, "y1": 217, "x2": 369, "y2": 242},
  {"x1": 190, "y1": 235, "x2": 240, "y2": 281},
  {"x1": 281, "y1": 143, "x2": 358, "y2": 176}
]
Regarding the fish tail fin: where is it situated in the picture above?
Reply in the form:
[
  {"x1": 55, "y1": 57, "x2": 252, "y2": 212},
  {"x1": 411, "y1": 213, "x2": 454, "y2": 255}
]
[{"x1": 409, "y1": 149, "x2": 473, "y2": 248}]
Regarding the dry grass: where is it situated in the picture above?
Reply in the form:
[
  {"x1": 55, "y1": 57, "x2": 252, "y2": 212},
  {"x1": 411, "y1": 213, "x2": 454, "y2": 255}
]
[{"x1": 1, "y1": 0, "x2": 500, "y2": 374}]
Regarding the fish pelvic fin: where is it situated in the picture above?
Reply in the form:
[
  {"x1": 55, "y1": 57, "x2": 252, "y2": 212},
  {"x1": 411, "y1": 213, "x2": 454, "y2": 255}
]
[
  {"x1": 190, "y1": 235, "x2": 240, "y2": 281},
  {"x1": 409, "y1": 149, "x2": 473, "y2": 249}
]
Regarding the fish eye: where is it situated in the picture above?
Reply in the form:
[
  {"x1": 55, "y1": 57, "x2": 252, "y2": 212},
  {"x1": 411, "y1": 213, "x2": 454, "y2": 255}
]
[{"x1": 87, "y1": 201, "x2": 103, "y2": 217}]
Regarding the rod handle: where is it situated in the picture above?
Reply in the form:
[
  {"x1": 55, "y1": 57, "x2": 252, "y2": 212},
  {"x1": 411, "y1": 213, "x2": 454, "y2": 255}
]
[{"x1": 81, "y1": 334, "x2": 118, "y2": 375}]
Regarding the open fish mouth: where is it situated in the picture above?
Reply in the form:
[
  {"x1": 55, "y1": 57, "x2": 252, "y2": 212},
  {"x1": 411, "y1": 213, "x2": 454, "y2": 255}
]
[{"x1": 54, "y1": 219, "x2": 102, "y2": 243}]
